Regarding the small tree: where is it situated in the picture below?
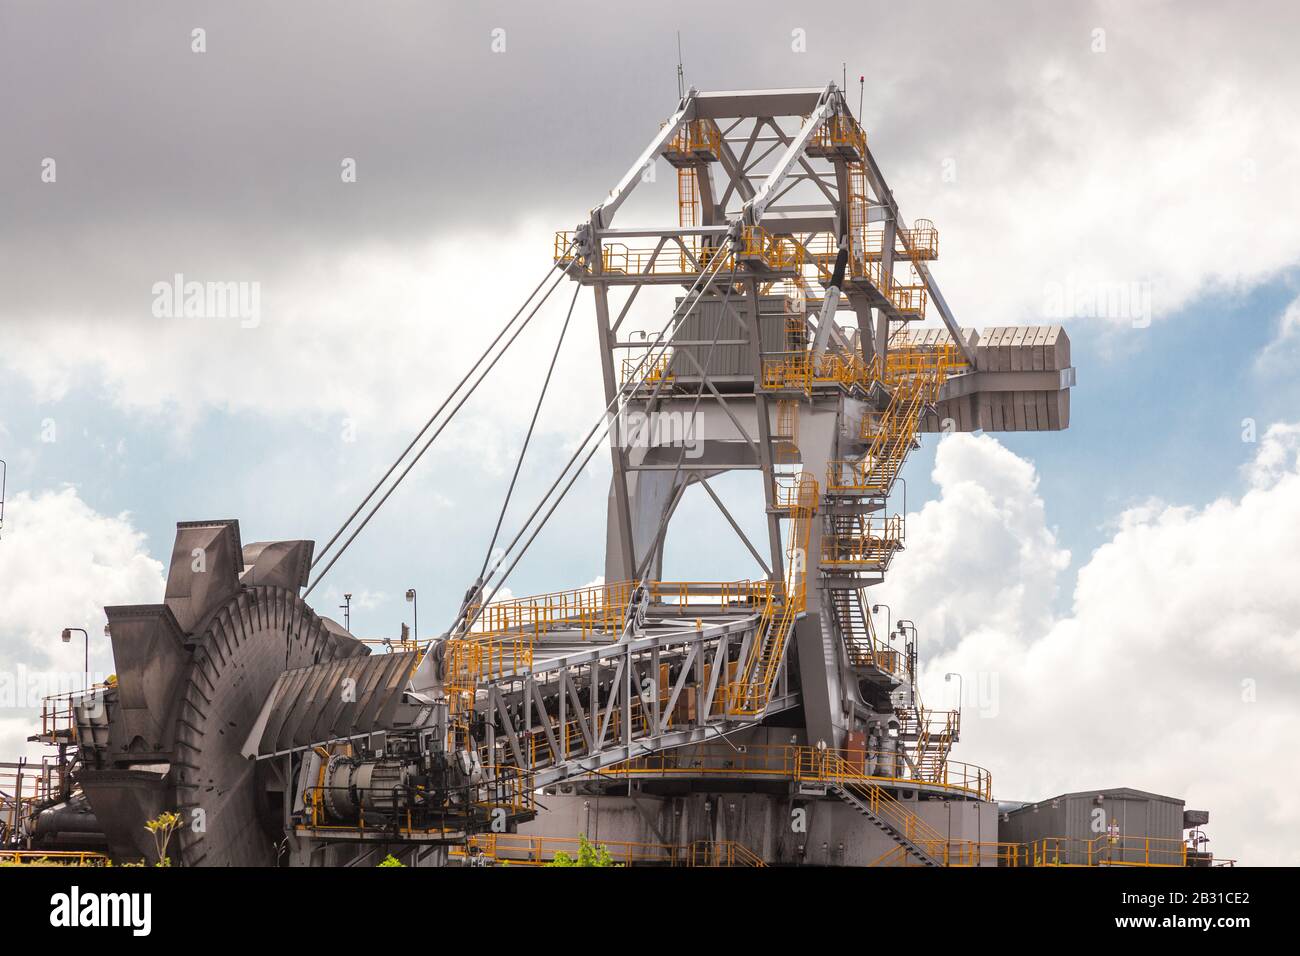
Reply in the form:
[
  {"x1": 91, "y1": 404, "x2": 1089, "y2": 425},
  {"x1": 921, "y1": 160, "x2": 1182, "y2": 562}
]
[
  {"x1": 546, "y1": 834, "x2": 615, "y2": 867},
  {"x1": 143, "y1": 810, "x2": 182, "y2": 867}
]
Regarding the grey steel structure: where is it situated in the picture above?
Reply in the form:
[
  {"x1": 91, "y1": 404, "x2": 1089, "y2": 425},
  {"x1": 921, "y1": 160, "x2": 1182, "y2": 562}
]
[
  {"x1": 568, "y1": 83, "x2": 1073, "y2": 750},
  {"x1": 16, "y1": 86, "x2": 1227, "y2": 872},
  {"x1": 999, "y1": 789, "x2": 1192, "y2": 867}
]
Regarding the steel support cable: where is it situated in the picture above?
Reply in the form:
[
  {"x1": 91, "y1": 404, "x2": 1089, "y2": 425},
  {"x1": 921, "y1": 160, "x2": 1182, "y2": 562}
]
[
  {"x1": 304, "y1": 255, "x2": 574, "y2": 598},
  {"x1": 475, "y1": 280, "x2": 583, "y2": 586},
  {"x1": 310, "y1": 239, "x2": 577, "y2": 573},
  {"x1": 451, "y1": 250, "x2": 736, "y2": 639},
  {"x1": 632, "y1": 266, "x2": 740, "y2": 582},
  {"x1": 462, "y1": 253, "x2": 732, "y2": 608}
]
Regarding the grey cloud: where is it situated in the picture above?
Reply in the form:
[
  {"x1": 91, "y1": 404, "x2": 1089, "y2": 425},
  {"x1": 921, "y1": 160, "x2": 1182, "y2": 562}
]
[
  {"x1": 3, "y1": 1, "x2": 1299, "y2": 352},
  {"x1": 2, "y1": 0, "x2": 1232, "y2": 246}
]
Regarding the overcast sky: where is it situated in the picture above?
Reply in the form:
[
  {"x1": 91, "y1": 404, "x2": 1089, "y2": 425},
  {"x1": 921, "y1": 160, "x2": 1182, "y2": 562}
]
[{"x1": 3, "y1": 0, "x2": 1300, "y2": 864}]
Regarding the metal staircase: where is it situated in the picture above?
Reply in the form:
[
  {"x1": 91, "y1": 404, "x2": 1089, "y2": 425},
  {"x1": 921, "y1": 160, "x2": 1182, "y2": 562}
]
[
  {"x1": 811, "y1": 754, "x2": 946, "y2": 868},
  {"x1": 827, "y1": 364, "x2": 937, "y2": 496},
  {"x1": 898, "y1": 706, "x2": 961, "y2": 772},
  {"x1": 830, "y1": 783, "x2": 941, "y2": 867},
  {"x1": 727, "y1": 472, "x2": 818, "y2": 715},
  {"x1": 801, "y1": 749, "x2": 950, "y2": 866},
  {"x1": 826, "y1": 587, "x2": 903, "y2": 678}
]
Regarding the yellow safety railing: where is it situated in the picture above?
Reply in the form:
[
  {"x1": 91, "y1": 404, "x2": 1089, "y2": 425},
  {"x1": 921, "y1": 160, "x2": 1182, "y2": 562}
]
[
  {"x1": 554, "y1": 229, "x2": 580, "y2": 265},
  {"x1": 802, "y1": 750, "x2": 950, "y2": 849},
  {"x1": 725, "y1": 473, "x2": 817, "y2": 715},
  {"x1": 603, "y1": 743, "x2": 992, "y2": 801},
  {"x1": 904, "y1": 219, "x2": 939, "y2": 260},
  {"x1": 0, "y1": 850, "x2": 112, "y2": 867},
  {"x1": 827, "y1": 362, "x2": 944, "y2": 495},
  {"x1": 847, "y1": 640, "x2": 906, "y2": 676},
  {"x1": 896, "y1": 705, "x2": 962, "y2": 768},
  {"x1": 842, "y1": 595, "x2": 912, "y2": 684},
  {"x1": 736, "y1": 225, "x2": 804, "y2": 271},
  {"x1": 554, "y1": 231, "x2": 731, "y2": 277},
  {"x1": 868, "y1": 840, "x2": 1029, "y2": 867},
  {"x1": 760, "y1": 350, "x2": 880, "y2": 392},
  {"x1": 357, "y1": 637, "x2": 421, "y2": 653},
  {"x1": 455, "y1": 833, "x2": 1197, "y2": 868},
  {"x1": 452, "y1": 579, "x2": 779, "y2": 748},
  {"x1": 761, "y1": 344, "x2": 965, "y2": 397},
  {"x1": 465, "y1": 579, "x2": 775, "y2": 643},
  {"x1": 666, "y1": 118, "x2": 722, "y2": 160},
  {"x1": 452, "y1": 833, "x2": 765, "y2": 867},
  {"x1": 812, "y1": 113, "x2": 867, "y2": 157},
  {"x1": 1, "y1": 760, "x2": 68, "y2": 844},
  {"x1": 883, "y1": 343, "x2": 966, "y2": 389},
  {"x1": 1028, "y1": 835, "x2": 1189, "y2": 868},
  {"x1": 859, "y1": 260, "x2": 928, "y2": 316},
  {"x1": 809, "y1": 221, "x2": 939, "y2": 264},
  {"x1": 444, "y1": 636, "x2": 534, "y2": 719},
  {"x1": 455, "y1": 832, "x2": 1197, "y2": 869},
  {"x1": 554, "y1": 225, "x2": 802, "y2": 279},
  {"x1": 36, "y1": 695, "x2": 78, "y2": 739},
  {"x1": 689, "y1": 840, "x2": 768, "y2": 867},
  {"x1": 821, "y1": 514, "x2": 906, "y2": 570},
  {"x1": 620, "y1": 351, "x2": 674, "y2": 388}
]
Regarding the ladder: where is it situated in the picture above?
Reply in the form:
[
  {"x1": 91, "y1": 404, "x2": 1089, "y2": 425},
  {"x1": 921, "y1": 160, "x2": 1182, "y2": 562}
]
[{"x1": 727, "y1": 473, "x2": 817, "y2": 715}]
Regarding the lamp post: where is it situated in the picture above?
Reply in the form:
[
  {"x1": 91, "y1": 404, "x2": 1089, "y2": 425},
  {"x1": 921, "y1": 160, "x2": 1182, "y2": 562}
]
[
  {"x1": 61, "y1": 628, "x2": 89, "y2": 691},
  {"x1": 405, "y1": 589, "x2": 418, "y2": 646},
  {"x1": 340, "y1": 593, "x2": 352, "y2": 632},
  {"x1": 897, "y1": 619, "x2": 917, "y2": 648},
  {"x1": 945, "y1": 671, "x2": 964, "y2": 722},
  {"x1": 897, "y1": 619, "x2": 918, "y2": 690},
  {"x1": 870, "y1": 603, "x2": 890, "y2": 641},
  {"x1": 893, "y1": 477, "x2": 907, "y2": 539}
]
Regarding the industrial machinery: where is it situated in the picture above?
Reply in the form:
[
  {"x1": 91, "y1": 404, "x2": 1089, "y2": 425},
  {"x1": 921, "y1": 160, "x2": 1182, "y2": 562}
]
[{"x1": 1, "y1": 84, "x2": 1220, "y2": 868}]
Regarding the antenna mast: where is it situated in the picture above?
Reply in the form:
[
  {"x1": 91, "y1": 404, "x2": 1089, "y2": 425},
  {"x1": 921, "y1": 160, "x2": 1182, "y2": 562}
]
[{"x1": 676, "y1": 32, "x2": 685, "y2": 98}]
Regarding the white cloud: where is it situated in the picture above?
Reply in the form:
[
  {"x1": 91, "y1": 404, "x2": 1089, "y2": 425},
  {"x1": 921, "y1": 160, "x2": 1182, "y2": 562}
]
[
  {"x1": 879, "y1": 435, "x2": 1070, "y2": 645},
  {"x1": 1242, "y1": 421, "x2": 1300, "y2": 490},
  {"x1": 878, "y1": 431, "x2": 1300, "y2": 865},
  {"x1": 6, "y1": 5, "x2": 1300, "y2": 432},
  {"x1": 1255, "y1": 294, "x2": 1300, "y2": 376},
  {"x1": 0, "y1": 221, "x2": 614, "y2": 443},
  {"x1": 0, "y1": 488, "x2": 165, "y2": 759},
  {"x1": 890, "y1": 4, "x2": 1300, "y2": 327}
]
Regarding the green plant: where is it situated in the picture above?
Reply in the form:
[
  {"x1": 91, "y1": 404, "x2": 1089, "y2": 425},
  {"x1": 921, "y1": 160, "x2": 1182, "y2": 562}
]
[
  {"x1": 377, "y1": 853, "x2": 405, "y2": 867},
  {"x1": 143, "y1": 810, "x2": 182, "y2": 866},
  {"x1": 546, "y1": 834, "x2": 615, "y2": 867}
]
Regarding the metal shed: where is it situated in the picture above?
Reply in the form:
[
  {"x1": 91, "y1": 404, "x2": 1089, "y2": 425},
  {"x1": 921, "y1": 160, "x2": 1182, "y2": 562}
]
[{"x1": 999, "y1": 787, "x2": 1187, "y2": 866}]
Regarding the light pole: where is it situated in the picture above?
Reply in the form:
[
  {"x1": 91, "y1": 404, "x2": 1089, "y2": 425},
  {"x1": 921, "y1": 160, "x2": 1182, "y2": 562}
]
[
  {"x1": 340, "y1": 593, "x2": 352, "y2": 632},
  {"x1": 870, "y1": 603, "x2": 891, "y2": 641},
  {"x1": 894, "y1": 477, "x2": 907, "y2": 538},
  {"x1": 945, "y1": 671, "x2": 964, "y2": 722},
  {"x1": 61, "y1": 628, "x2": 89, "y2": 691},
  {"x1": 897, "y1": 619, "x2": 918, "y2": 687},
  {"x1": 405, "y1": 589, "x2": 418, "y2": 645}
]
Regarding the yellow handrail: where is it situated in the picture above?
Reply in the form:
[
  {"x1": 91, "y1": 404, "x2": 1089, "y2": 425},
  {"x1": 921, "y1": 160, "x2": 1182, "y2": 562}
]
[
  {"x1": 604, "y1": 743, "x2": 993, "y2": 801},
  {"x1": 726, "y1": 472, "x2": 817, "y2": 714},
  {"x1": 0, "y1": 850, "x2": 112, "y2": 867}
]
